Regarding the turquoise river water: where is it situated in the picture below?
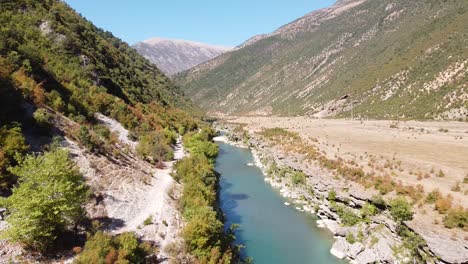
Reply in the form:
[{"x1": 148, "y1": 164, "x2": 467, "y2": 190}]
[{"x1": 216, "y1": 141, "x2": 344, "y2": 264}]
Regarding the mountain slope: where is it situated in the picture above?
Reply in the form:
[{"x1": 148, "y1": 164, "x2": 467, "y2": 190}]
[
  {"x1": 0, "y1": 0, "x2": 214, "y2": 261},
  {"x1": 133, "y1": 38, "x2": 231, "y2": 75},
  {"x1": 177, "y1": 0, "x2": 468, "y2": 120}
]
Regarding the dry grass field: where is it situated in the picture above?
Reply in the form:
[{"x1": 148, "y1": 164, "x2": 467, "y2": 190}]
[{"x1": 223, "y1": 116, "x2": 468, "y2": 206}]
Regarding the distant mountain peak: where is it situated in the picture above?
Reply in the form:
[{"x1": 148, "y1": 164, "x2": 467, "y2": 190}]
[{"x1": 133, "y1": 38, "x2": 232, "y2": 75}]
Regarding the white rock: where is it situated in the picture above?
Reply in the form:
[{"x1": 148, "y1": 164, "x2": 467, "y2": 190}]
[{"x1": 330, "y1": 238, "x2": 349, "y2": 259}]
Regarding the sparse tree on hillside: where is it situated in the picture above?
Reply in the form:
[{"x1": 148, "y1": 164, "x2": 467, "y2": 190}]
[{"x1": 1, "y1": 149, "x2": 89, "y2": 251}]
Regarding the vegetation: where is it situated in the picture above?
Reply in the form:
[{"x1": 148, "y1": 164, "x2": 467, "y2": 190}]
[
  {"x1": 75, "y1": 231, "x2": 152, "y2": 264},
  {"x1": 291, "y1": 171, "x2": 306, "y2": 186},
  {"x1": 331, "y1": 203, "x2": 361, "y2": 226},
  {"x1": 389, "y1": 197, "x2": 413, "y2": 222},
  {"x1": 178, "y1": 0, "x2": 468, "y2": 120},
  {"x1": 0, "y1": 149, "x2": 89, "y2": 251},
  {"x1": 182, "y1": 128, "x2": 219, "y2": 162},
  {"x1": 443, "y1": 207, "x2": 467, "y2": 230},
  {"x1": 173, "y1": 132, "x2": 235, "y2": 263},
  {"x1": 0, "y1": 124, "x2": 29, "y2": 193},
  {"x1": 136, "y1": 130, "x2": 174, "y2": 166}
]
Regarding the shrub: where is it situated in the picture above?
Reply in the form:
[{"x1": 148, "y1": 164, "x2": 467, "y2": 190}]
[
  {"x1": 2, "y1": 149, "x2": 89, "y2": 251},
  {"x1": 33, "y1": 108, "x2": 52, "y2": 128},
  {"x1": 389, "y1": 197, "x2": 413, "y2": 222},
  {"x1": 361, "y1": 202, "x2": 378, "y2": 219},
  {"x1": 346, "y1": 232, "x2": 356, "y2": 244},
  {"x1": 425, "y1": 189, "x2": 441, "y2": 204},
  {"x1": 328, "y1": 189, "x2": 337, "y2": 201},
  {"x1": 143, "y1": 216, "x2": 153, "y2": 226},
  {"x1": 443, "y1": 207, "x2": 467, "y2": 230},
  {"x1": 75, "y1": 231, "x2": 152, "y2": 263},
  {"x1": 435, "y1": 195, "x2": 453, "y2": 214},
  {"x1": 136, "y1": 130, "x2": 173, "y2": 163},
  {"x1": 333, "y1": 204, "x2": 361, "y2": 226},
  {"x1": 291, "y1": 171, "x2": 306, "y2": 186}
]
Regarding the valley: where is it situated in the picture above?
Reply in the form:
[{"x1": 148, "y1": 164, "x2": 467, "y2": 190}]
[{"x1": 216, "y1": 117, "x2": 468, "y2": 263}]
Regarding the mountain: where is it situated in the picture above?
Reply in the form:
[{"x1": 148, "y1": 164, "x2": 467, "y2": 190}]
[
  {"x1": 176, "y1": 0, "x2": 468, "y2": 120},
  {"x1": 133, "y1": 38, "x2": 231, "y2": 75}
]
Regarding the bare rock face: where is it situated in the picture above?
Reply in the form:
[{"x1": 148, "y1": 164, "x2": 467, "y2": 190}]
[{"x1": 133, "y1": 38, "x2": 231, "y2": 75}]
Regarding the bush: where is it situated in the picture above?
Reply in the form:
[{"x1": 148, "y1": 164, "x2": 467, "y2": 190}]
[
  {"x1": 2, "y1": 149, "x2": 89, "y2": 251},
  {"x1": 360, "y1": 202, "x2": 378, "y2": 219},
  {"x1": 136, "y1": 130, "x2": 173, "y2": 163},
  {"x1": 389, "y1": 197, "x2": 413, "y2": 222},
  {"x1": 435, "y1": 195, "x2": 453, "y2": 214},
  {"x1": 75, "y1": 231, "x2": 152, "y2": 264},
  {"x1": 443, "y1": 207, "x2": 467, "y2": 230},
  {"x1": 328, "y1": 189, "x2": 337, "y2": 201},
  {"x1": 425, "y1": 189, "x2": 441, "y2": 204},
  {"x1": 333, "y1": 204, "x2": 361, "y2": 226},
  {"x1": 173, "y1": 131, "x2": 234, "y2": 262},
  {"x1": 291, "y1": 171, "x2": 306, "y2": 186},
  {"x1": 33, "y1": 108, "x2": 53, "y2": 129},
  {"x1": 346, "y1": 232, "x2": 356, "y2": 244},
  {"x1": 143, "y1": 216, "x2": 153, "y2": 226}
]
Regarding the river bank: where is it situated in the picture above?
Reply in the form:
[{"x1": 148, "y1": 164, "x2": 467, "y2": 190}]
[
  {"x1": 215, "y1": 138, "x2": 344, "y2": 263},
  {"x1": 214, "y1": 122, "x2": 468, "y2": 264}
]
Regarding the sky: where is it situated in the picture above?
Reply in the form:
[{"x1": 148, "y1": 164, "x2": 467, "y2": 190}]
[{"x1": 63, "y1": 0, "x2": 336, "y2": 47}]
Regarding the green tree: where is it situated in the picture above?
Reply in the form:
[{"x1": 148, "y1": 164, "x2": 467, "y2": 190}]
[
  {"x1": 1, "y1": 149, "x2": 89, "y2": 251},
  {"x1": 389, "y1": 197, "x2": 413, "y2": 222}
]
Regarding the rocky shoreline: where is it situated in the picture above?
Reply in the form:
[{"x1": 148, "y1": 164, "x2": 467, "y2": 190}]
[{"x1": 215, "y1": 123, "x2": 468, "y2": 264}]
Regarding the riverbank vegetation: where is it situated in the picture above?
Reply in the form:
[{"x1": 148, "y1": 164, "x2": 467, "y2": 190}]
[
  {"x1": 172, "y1": 128, "x2": 238, "y2": 263},
  {"x1": 256, "y1": 127, "x2": 466, "y2": 231}
]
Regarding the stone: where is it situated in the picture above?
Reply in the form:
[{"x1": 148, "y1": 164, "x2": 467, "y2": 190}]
[
  {"x1": 355, "y1": 248, "x2": 379, "y2": 263},
  {"x1": 374, "y1": 237, "x2": 396, "y2": 263},
  {"x1": 347, "y1": 242, "x2": 365, "y2": 259},
  {"x1": 330, "y1": 237, "x2": 349, "y2": 259}
]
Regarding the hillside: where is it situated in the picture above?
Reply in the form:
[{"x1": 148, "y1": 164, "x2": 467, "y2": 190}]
[
  {"x1": 177, "y1": 0, "x2": 468, "y2": 120},
  {"x1": 0, "y1": 0, "x2": 233, "y2": 262},
  {"x1": 133, "y1": 38, "x2": 231, "y2": 75}
]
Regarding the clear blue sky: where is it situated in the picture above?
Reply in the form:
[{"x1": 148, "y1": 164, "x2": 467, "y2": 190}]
[{"x1": 63, "y1": 0, "x2": 336, "y2": 47}]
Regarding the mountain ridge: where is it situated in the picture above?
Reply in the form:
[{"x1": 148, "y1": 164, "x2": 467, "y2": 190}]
[
  {"x1": 133, "y1": 37, "x2": 231, "y2": 75},
  {"x1": 177, "y1": 0, "x2": 468, "y2": 120}
]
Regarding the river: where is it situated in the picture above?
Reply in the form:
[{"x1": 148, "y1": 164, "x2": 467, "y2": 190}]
[{"x1": 216, "y1": 141, "x2": 344, "y2": 264}]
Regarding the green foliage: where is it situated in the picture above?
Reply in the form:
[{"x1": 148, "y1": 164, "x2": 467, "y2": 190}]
[
  {"x1": 0, "y1": 125, "x2": 29, "y2": 192},
  {"x1": 425, "y1": 189, "x2": 441, "y2": 204},
  {"x1": 75, "y1": 231, "x2": 152, "y2": 264},
  {"x1": 360, "y1": 202, "x2": 378, "y2": 220},
  {"x1": 143, "y1": 216, "x2": 153, "y2": 226},
  {"x1": 78, "y1": 126, "x2": 93, "y2": 151},
  {"x1": 258, "y1": 128, "x2": 300, "y2": 141},
  {"x1": 173, "y1": 132, "x2": 234, "y2": 262},
  {"x1": 346, "y1": 232, "x2": 356, "y2": 244},
  {"x1": 328, "y1": 189, "x2": 337, "y2": 201},
  {"x1": 443, "y1": 208, "x2": 467, "y2": 230},
  {"x1": 33, "y1": 108, "x2": 53, "y2": 129},
  {"x1": 389, "y1": 197, "x2": 413, "y2": 222},
  {"x1": 395, "y1": 225, "x2": 426, "y2": 262},
  {"x1": 183, "y1": 130, "x2": 219, "y2": 162},
  {"x1": 2, "y1": 149, "x2": 89, "y2": 251},
  {"x1": 291, "y1": 171, "x2": 306, "y2": 186},
  {"x1": 136, "y1": 130, "x2": 173, "y2": 164},
  {"x1": 332, "y1": 204, "x2": 361, "y2": 226}
]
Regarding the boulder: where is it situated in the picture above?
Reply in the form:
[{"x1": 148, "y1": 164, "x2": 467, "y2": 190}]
[
  {"x1": 347, "y1": 242, "x2": 365, "y2": 259},
  {"x1": 355, "y1": 248, "x2": 379, "y2": 263},
  {"x1": 330, "y1": 237, "x2": 349, "y2": 259},
  {"x1": 374, "y1": 237, "x2": 396, "y2": 263}
]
